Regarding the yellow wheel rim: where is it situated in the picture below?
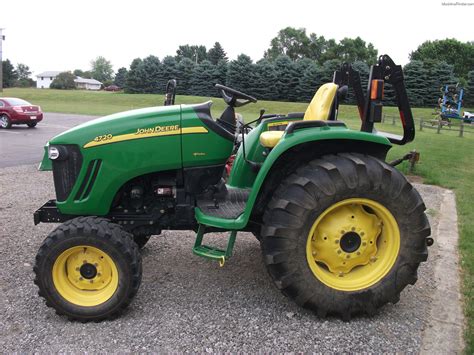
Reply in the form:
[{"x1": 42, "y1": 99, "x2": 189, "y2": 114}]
[
  {"x1": 52, "y1": 245, "x2": 119, "y2": 307},
  {"x1": 306, "y1": 198, "x2": 400, "y2": 291}
]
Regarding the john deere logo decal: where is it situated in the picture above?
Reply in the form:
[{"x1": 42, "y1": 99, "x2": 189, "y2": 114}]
[{"x1": 134, "y1": 125, "x2": 180, "y2": 135}]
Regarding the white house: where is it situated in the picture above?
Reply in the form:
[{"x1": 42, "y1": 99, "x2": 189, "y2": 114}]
[
  {"x1": 74, "y1": 77, "x2": 102, "y2": 91},
  {"x1": 36, "y1": 71, "x2": 62, "y2": 89},
  {"x1": 36, "y1": 72, "x2": 103, "y2": 90}
]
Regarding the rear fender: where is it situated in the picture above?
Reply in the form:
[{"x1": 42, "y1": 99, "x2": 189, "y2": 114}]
[{"x1": 196, "y1": 127, "x2": 392, "y2": 229}]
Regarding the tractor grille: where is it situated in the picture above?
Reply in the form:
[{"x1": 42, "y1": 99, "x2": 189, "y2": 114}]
[{"x1": 52, "y1": 145, "x2": 83, "y2": 202}]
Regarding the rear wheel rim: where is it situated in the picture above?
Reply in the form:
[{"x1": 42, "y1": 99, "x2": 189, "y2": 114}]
[
  {"x1": 306, "y1": 198, "x2": 400, "y2": 291},
  {"x1": 52, "y1": 245, "x2": 119, "y2": 306}
]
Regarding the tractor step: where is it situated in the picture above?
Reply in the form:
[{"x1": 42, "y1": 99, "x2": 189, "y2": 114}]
[{"x1": 192, "y1": 225, "x2": 237, "y2": 266}]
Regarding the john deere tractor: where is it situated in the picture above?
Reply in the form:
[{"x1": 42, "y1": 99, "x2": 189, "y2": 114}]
[{"x1": 34, "y1": 55, "x2": 432, "y2": 322}]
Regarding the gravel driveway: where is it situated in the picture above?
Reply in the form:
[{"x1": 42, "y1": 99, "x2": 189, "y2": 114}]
[{"x1": 0, "y1": 165, "x2": 443, "y2": 352}]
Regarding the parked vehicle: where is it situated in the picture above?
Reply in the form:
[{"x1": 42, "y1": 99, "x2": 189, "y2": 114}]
[
  {"x1": 33, "y1": 55, "x2": 432, "y2": 322},
  {"x1": 104, "y1": 85, "x2": 121, "y2": 92},
  {"x1": 463, "y1": 111, "x2": 474, "y2": 124},
  {"x1": 0, "y1": 98, "x2": 43, "y2": 128}
]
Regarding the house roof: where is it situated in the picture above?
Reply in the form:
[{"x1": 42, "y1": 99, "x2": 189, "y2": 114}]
[
  {"x1": 36, "y1": 71, "x2": 62, "y2": 78},
  {"x1": 74, "y1": 77, "x2": 102, "y2": 85}
]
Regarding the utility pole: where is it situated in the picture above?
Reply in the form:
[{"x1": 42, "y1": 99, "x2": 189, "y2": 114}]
[{"x1": 0, "y1": 28, "x2": 4, "y2": 92}]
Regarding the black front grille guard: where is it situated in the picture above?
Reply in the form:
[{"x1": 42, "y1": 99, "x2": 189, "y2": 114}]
[{"x1": 332, "y1": 54, "x2": 415, "y2": 145}]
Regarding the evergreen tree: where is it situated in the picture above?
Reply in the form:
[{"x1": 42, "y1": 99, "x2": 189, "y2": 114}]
[
  {"x1": 226, "y1": 54, "x2": 254, "y2": 94},
  {"x1": 319, "y1": 59, "x2": 341, "y2": 84},
  {"x1": 465, "y1": 71, "x2": 474, "y2": 107},
  {"x1": 213, "y1": 60, "x2": 228, "y2": 87},
  {"x1": 175, "y1": 58, "x2": 195, "y2": 95},
  {"x1": 161, "y1": 56, "x2": 179, "y2": 92},
  {"x1": 273, "y1": 55, "x2": 299, "y2": 101},
  {"x1": 297, "y1": 62, "x2": 324, "y2": 102},
  {"x1": 207, "y1": 42, "x2": 228, "y2": 65},
  {"x1": 114, "y1": 67, "x2": 128, "y2": 88},
  {"x1": 403, "y1": 60, "x2": 428, "y2": 107},
  {"x1": 190, "y1": 60, "x2": 217, "y2": 97},
  {"x1": 2, "y1": 60, "x2": 18, "y2": 88},
  {"x1": 125, "y1": 58, "x2": 145, "y2": 93},
  {"x1": 141, "y1": 55, "x2": 163, "y2": 93},
  {"x1": 423, "y1": 61, "x2": 456, "y2": 107},
  {"x1": 251, "y1": 59, "x2": 278, "y2": 100}
]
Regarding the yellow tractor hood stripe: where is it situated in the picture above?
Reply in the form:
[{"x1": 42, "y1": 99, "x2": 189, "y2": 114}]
[{"x1": 83, "y1": 126, "x2": 208, "y2": 148}]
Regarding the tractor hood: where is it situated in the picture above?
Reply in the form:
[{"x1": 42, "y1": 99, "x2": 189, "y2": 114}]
[{"x1": 39, "y1": 105, "x2": 182, "y2": 171}]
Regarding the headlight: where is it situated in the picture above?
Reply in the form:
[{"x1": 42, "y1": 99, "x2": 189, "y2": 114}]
[{"x1": 48, "y1": 147, "x2": 60, "y2": 160}]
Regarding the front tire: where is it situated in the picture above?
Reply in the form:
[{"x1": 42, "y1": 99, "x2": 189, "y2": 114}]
[
  {"x1": 34, "y1": 217, "x2": 142, "y2": 322},
  {"x1": 261, "y1": 154, "x2": 430, "y2": 319}
]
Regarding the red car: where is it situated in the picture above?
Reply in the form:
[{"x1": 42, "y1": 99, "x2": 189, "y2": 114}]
[{"x1": 0, "y1": 97, "x2": 43, "y2": 129}]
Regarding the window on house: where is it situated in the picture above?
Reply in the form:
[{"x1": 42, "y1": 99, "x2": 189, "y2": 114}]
[{"x1": 41, "y1": 77, "x2": 44, "y2": 80}]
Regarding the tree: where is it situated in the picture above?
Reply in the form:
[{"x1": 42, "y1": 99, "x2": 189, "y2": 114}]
[
  {"x1": 161, "y1": 56, "x2": 179, "y2": 92},
  {"x1": 141, "y1": 55, "x2": 163, "y2": 93},
  {"x1": 176, "y1": 45, "x2": 207, "y2": 63},
  {"x1": 50, "y1": 72, "x2": 76, "y2": 90},
  {"x1": 251, "y1": 59, "x2": 278, "y2": 100},
  {"x1": 297, "y1": 62, "x2": 324, "y2": 102},
  {"x1": 403, "y1": 60, "x2": 428, "y2": 107},
  {"x1": 273, "y1": 55, "x2": 299, "y2": 101},
  {"x1": 207, "y1": 42, "x2": 228, "y2": 65},
  {"x1": 410, "y1": 39, "x2": 474, "y2": 80},
  {"x1": 264, "y1": 27, "x2": 311, "y2": 61},
  {"x1": 16, "y1": 64, "x2": 31, "y2": 80},
  {"x1": 464, "y1": 71, "x2": 474, "y2": 107},
  {"x1": 264, "y1": 27, "x2": 378, "y2": 65},
  {"x1": 73, "y1": 69, "x2": 92, "y2": 78},
  {"x1": 114, "y1": 67, "x2": 127, "y2": 88},
  {"x1": 226, "y1": 54, "x2": 254, "y2": 94},
  {"x1": 125, "y1": 58, "x2": 145, "y2": 93},
  {"x1": 190, "y1": 60, "x2": 217, "y2": 97},
  {"x1": 90, "y1": 56, "x2": 114, "y2": 83},
  {"x1": 423, "y1": 61, "x2": 457, "y2": 106},
  {"x1": 213, "y1": 60, "x2": 228, "y2": 86},
  {"x1": 15, "y1": 63, "x2": 34, "y2": 87},
  {"x1": 2, "y1": 60, "x2": 18, "y2": 88},
  {"x1": 175, "y1": 58, "x2": 195, "y2": 95}
]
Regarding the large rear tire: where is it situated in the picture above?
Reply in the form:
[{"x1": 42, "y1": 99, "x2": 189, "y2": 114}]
[
  {"x1": 34, "y1": 217, "x2": 142, "y2": 322},
  {"x1": 261, "y1": 153, "x2": 430, "y2": 319}
]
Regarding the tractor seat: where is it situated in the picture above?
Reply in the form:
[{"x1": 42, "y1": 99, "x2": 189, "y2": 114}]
[{"x1": 259, "y1": 83, "x2": 338, "y2": 148}]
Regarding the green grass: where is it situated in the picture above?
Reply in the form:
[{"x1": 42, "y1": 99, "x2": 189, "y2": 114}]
[{"x1": 2, "y1": 88, "x2": 474, "y2": 351}]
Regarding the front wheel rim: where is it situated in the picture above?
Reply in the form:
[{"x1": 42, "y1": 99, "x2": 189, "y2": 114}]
[
  {"x1": 306, "y1": 198, "x2": 400, "y2": 292},
  {"x1": 52, "y1": 245, "x2": 119, "y2": 306}
]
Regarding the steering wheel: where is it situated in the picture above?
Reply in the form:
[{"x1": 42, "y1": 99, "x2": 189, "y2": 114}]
[{"x1": 215, "y1": 84, "x2": 257, "y2": 107}]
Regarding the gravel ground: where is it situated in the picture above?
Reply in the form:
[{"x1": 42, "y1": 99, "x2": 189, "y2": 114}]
[{"x1": 0, "y1": 165, "x2": 443, "y2": 352}]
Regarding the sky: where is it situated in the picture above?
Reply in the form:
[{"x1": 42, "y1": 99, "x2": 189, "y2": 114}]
[{"x1": 1, "y1": 0, "x2": 473, "y2": 77}]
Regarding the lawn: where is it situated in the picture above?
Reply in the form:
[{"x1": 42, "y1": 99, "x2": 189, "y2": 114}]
[{"x1": 2, "y1": 88, "x2": 474, "y2": 351}]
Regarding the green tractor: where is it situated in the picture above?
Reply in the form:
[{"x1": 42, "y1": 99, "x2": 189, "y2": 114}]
[{"x1": 34, "y1": 55, "x2": 432, "y2": 322}]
